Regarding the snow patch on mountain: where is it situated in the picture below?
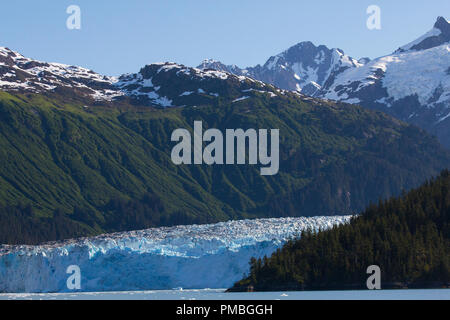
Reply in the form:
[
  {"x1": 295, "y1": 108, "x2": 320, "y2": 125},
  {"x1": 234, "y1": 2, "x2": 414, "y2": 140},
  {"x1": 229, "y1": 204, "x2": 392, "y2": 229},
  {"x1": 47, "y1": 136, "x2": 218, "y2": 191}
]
[
  {"x1": 384, "y1": 45, "x2": 450, "y2": 105},
  {"x1": 0, "y1": 47, "x2": 122, "y2": 101},
  {"x1": 0, "y1": 50, "x2": 267, "y2": 107},
  {"x1": 395, "y1": 16, "x2": 450, "y2": 53},
  {"x1": 233, "y1": 96, "x2": 250, "y2": 103},
  {"x1": 0, "y1": 216, "x2": 351, "y2": 293},
  {"x1": 321, "y1": 43, "x2": 449, "y2": 109},
  {"x1": 114, "y1": 62, "x2": 277, "y2": 107},
  {"x1": 398, "y1": 27, "x2": 442, "y2": 52},
  {"x1": 317, "y1": 17, "x2": 450, "y2": 147},
  {"x1": 198, "y1": 42, "x2": 364, "y2": 94}
]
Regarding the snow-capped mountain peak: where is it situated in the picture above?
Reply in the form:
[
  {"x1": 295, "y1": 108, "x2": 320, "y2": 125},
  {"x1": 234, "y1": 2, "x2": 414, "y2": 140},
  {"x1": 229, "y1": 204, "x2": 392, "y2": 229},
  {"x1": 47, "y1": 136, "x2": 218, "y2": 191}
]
[
  {"x1": 1, "y1": 16, "x2": 449, "y2": 147},
  {"x1": 318, "y1": 16, "x2": 450, "y2": 147},
  {"x1": 0, "y1": 48, "x2": 281, "y2": 108},
  {"x1": 0, "y1": 46, "x2": 121, "y2": 100},
  {"x1": 115, "y1": 61, "x2": 281, "y2": 107},
  {"x1": 197, "y1": 59, "x2": 247, "y2": 75},
  {"x1": 198, "y1": 41, "x2": 364, "y2": 95},
  {"x1": 396, "y1": 16, "x2": 450, "y2": 53}
]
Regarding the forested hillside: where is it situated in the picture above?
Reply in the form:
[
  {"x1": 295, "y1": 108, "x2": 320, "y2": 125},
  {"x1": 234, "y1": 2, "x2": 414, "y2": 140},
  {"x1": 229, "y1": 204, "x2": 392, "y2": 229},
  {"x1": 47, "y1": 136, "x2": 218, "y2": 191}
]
[
  {"x1": 1, "y1": 86, "x2": 449, "y2": 244},
  {"x1": 231, "y1": 170, "x2": 450, "y2": 291}
]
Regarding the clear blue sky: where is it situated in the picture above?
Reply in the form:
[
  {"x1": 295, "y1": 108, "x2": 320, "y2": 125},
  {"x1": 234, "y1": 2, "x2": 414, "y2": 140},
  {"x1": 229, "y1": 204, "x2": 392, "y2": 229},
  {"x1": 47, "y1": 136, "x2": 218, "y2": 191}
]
[{"x1": 0, "y1": 0, "x2": 448, "y2": 76}]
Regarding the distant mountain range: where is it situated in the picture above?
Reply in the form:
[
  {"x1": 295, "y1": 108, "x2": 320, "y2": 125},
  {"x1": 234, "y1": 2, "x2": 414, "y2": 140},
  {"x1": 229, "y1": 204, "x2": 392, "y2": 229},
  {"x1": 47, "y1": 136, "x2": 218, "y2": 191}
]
[
  {"x1": 199, "y1": 17, "x2": 450, "y2": 148},
  {"x1": 0, "y1": 46, "x2": 280, "y2": 107},
  {"x1": 198, "y1": 43, "x2": 366, "y2": 97}
]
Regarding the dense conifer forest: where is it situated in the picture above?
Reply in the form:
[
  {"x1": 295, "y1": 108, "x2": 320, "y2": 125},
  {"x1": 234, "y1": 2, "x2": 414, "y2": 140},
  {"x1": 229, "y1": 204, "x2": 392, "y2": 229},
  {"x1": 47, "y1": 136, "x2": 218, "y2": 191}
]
[{"x1": 231, "y1": 170, "x2": 450, "y2": 291}]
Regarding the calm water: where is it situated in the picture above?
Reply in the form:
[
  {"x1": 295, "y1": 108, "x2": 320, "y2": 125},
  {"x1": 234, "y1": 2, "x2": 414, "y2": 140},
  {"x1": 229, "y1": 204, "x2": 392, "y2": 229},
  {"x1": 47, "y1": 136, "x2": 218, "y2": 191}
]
[{"x1": 1, "y1": 289, "x2": 449, "y2": 300}]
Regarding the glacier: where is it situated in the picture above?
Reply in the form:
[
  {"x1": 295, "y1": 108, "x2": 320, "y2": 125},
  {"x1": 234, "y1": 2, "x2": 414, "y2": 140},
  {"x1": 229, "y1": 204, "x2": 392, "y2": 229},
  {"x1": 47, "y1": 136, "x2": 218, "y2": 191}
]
[{"x1": 0, "y1": 216, "x2": 351, "y2": 293}]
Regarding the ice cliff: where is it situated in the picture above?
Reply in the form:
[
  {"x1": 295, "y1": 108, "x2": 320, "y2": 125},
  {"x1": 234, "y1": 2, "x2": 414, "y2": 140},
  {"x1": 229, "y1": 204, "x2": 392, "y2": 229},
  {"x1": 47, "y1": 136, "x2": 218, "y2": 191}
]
[{"x1": 0, "y1": 216, "x2": 351, "y2": 293}]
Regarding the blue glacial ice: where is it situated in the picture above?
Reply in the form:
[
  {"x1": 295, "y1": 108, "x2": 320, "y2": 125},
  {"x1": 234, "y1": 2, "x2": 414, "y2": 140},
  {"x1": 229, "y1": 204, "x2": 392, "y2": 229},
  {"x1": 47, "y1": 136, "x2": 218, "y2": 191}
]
[{"x1": 0, "y1": 216, "x2": 351, "y2": 293}]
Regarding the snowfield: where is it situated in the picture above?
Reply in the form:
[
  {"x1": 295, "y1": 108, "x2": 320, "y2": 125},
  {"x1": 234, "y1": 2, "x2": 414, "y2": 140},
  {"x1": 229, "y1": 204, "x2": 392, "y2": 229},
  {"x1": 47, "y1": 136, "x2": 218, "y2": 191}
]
[
  {"x1": 322, "y1": 43, "x2": 450, "y2": 107},
  {"x1": 0, "y1": 216, "x2": 351, "y2": 293}
]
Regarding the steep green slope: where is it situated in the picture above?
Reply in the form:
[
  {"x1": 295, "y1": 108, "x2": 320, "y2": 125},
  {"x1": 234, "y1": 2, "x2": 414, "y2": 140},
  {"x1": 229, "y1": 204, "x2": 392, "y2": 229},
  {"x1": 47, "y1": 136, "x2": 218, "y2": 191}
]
[
  {"x1": 0, "y1": 89, "x2": 449, "y2": 244},
  {"x1": 0, "y1": 92, "x2": 228, "y2": 218},
  {"x1": 230, "y1": 170, "x2": 450, "y2": 291}
]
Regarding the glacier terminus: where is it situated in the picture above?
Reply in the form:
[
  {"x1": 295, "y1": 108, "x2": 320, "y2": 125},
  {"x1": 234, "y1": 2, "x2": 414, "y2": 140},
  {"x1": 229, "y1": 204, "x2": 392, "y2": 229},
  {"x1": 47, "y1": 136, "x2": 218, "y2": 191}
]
[{"x1": 0, "y1": 216, "x2": 351, "y2": 293}]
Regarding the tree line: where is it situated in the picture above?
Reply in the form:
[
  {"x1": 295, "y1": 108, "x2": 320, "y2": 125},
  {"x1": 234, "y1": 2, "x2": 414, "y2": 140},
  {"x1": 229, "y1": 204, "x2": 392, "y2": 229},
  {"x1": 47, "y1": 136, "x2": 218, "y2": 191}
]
[{"x1": 0, "y1": 192, "x2": 207, "y2": 245}]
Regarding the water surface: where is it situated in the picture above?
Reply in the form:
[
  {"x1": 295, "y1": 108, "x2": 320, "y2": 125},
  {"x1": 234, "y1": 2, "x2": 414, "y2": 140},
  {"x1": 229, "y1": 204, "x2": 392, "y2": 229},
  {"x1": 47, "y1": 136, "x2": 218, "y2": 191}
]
[{"x1": 1, "y1": 289, "x2": 448, "y2": 300}]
